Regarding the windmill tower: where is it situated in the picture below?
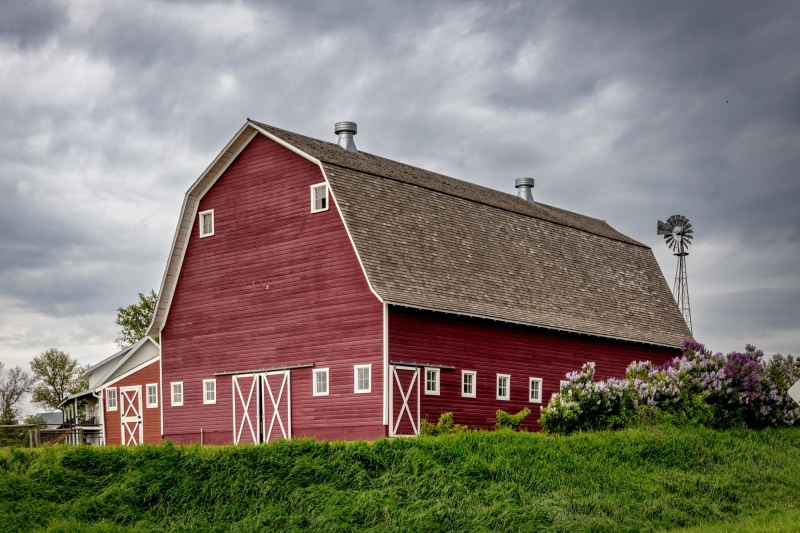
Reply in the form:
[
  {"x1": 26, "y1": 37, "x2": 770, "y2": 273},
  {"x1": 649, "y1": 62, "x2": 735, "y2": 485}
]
[{"x1": 657, "y1": 215, "x2": 693, "y2": 332}]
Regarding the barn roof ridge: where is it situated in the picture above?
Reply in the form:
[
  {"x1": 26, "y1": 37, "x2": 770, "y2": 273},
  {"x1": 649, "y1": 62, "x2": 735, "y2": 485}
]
[{"x1": 249, "y1": 120, "x2": 647, "y2": 248}]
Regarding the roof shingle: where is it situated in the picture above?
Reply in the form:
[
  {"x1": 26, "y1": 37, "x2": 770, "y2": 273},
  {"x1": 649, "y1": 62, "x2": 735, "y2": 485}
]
[{"x1": 256, "y1": 121, "x2": 692, "y2": 347}]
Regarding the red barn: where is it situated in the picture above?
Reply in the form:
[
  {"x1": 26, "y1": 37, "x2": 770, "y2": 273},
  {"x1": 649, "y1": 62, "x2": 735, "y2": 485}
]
[{"x1": 147, "y1": 120, "x2": 691, "y2": 443}]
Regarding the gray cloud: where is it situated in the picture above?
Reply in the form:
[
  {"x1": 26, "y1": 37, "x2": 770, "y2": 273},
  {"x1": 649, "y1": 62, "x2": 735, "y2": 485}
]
[{"x1": 0, "y1": 0, "x2": 798, "y2": 382}]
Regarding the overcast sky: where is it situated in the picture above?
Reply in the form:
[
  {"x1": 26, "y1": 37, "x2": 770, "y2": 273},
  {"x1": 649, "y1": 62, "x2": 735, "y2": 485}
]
[{"x1": 1, "y1": 1, "x2": 799, "y2": 403}]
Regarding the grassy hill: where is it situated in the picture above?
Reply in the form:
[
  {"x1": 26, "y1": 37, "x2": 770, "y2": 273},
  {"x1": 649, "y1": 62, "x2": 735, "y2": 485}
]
[{"x1": 2, "y1": 426, "x2": 800, "y2": 532}]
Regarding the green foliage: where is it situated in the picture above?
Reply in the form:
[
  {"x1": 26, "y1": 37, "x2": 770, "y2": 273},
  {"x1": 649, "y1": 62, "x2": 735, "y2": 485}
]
[
  {"x1": 115, "y1": 290, "x2": 158, "y2": 348},
  {"x1": 674, "y1": 508, "x2": 800, "y2": 533},
  {"x1": 0, "y1": 362, "x2": 35, "y2": 423},
  {"x1": 23, "y1": 415, "x2": 47, "y2": 427},
  {"x1": 541, "y1": 343, "x2": 800, "y2": 435},
  {"x1": 495, "y1": 407, "x2": 531, "y2": 430},
  {"x1": 419, "y1": 412, "x2": 468, "y2": 436},
  {"x1": 2, "y1": 427, "x2": 800, "y2": 532},
  {"x1": 30, "y1": 349, "x2": 88, "y2": 411}
]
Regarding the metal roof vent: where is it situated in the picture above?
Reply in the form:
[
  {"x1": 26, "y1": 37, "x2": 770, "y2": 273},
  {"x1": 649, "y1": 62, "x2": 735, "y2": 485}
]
[
  {"x1": 334, "y1": 121, "x2": 357, "y2": 153},
  {"x1": 515, "y1": 177, "x2": 535, "y2": 203}
]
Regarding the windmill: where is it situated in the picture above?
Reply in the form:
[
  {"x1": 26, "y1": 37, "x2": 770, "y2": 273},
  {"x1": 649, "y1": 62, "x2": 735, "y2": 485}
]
[{"x1": 657, "y1": 215, "x2": 693, "y2": 332}]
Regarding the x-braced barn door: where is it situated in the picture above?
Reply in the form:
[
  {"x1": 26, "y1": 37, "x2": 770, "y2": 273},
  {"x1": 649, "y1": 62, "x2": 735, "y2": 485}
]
[
  {"x1": 263, "y1": 370, "x2": 291, "y2": 443},
  {"x1": 389, "y1": 365, "x2": 420, "y2": 436},
  {"x1": 120, "y1": 386, "x2": 143, "y2": 446},
  {"x1": 232, "y1": 371, "x2": 291, "y2": 444}
]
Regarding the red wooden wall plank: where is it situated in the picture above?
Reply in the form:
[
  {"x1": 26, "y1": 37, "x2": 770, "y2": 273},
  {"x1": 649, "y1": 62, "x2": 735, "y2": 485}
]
[
  {"x1": 388, "y1": 306, "x2": 678, "y2": 431},
  {"x1": 161, "y1": 133, "x2": 384, "y2": 444},
  {"x1": 102, "y1": 360, "x2": 161, "y2": 445}
]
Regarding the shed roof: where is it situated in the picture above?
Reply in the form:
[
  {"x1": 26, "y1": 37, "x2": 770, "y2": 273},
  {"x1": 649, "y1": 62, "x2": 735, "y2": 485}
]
[{"x1": 148, "y1": 120, "x2": 692, "y2": 348}]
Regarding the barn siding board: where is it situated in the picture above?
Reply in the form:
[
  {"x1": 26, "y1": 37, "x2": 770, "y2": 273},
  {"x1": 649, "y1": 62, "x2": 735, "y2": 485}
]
[
  {"x1": 161, "y1": 133, "x2": 384, "y2": 444},
  {"x1": 102, "y1": 360, "x2": 161, "y2": 445},
  {"x1": 388, "y1": 306, "x2": 678, "y2": 431}
]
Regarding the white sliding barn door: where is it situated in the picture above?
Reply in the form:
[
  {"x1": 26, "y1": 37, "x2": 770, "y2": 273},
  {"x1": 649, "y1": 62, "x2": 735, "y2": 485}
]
[
  {"x1": 389, "y1": 365, "x2": 420, "y2": 436},
  {"x1": 232, "y1": 374, "x2": 260, "y2": 444},
  {"x1": 263, "y1": 370, "x2": 291, "y2": 443},
  {"x1": 120, "y1": 386, "x2": 143, "y2": 446},
  {"x1": 232, "y1": 371, "x2": 292, "y2": 444}
]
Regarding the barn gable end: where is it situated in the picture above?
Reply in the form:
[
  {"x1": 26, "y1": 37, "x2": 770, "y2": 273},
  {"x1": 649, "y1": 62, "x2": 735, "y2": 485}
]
[{"x1": 159, "y1": 132, "x2": 384, "y2": 443}]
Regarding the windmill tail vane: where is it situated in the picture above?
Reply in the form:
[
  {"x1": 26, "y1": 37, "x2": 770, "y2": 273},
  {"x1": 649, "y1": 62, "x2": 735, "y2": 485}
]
[{"x1": 657, "y1": 215, "x2": 693, "y2": 332}]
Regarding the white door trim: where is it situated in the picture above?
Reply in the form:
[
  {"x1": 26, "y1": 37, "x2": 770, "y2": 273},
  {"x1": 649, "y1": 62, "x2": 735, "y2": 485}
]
[
  {"x1": 119, "y1": 385, "x2": 143, "y2": 446},
  {"x1": 263, "y1": 370, "x2": 291, "y2": 442},
  {"x1": 389, "y1": 365, "x2": 420, "y2": 437},
  {"x1": 232, "y1": 374, "x2": 258, "y2": 444}
]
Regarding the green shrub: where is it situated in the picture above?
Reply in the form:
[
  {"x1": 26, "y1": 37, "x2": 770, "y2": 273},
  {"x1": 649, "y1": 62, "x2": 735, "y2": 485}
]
[
  {"x1": 3, "y1": 427, "x2": 800, "y2": 532},
  {"x1": 495, "y1": 407, "x2": 530, "y2": 430},
  {"x1": 419, "y1": 412, "x2": 468, "y2": 436}
]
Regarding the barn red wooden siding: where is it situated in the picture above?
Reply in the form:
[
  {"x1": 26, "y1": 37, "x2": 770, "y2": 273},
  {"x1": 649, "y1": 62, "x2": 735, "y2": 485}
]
[
  {"x1": 160, "y1": 133, "x2": 384, "y2": 444},
  {"x1": 102, "y1": 360, "x2": 161, "y2": 445},
  {"x1": 388, "y1": 306, "x2": 678, "y2": 431}
]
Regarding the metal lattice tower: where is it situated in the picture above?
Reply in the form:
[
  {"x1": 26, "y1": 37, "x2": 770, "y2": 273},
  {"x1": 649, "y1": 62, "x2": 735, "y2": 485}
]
[{"x1": 657, "y1": 215, "x2": 693, "y2": 332}]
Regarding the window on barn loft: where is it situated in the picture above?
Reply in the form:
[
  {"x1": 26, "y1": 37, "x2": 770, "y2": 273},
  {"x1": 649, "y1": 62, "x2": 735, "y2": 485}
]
[
  {"x1": 203, "y1": 379, "x2": 216, "y2": 404},
  {"x1": 425, "y1": 368, "x2": 440, "y2": 395},
  {"x1": 106, "y1": 388, "x2": 118, "y2": 411},
  {"x1": 354, "y1": 364, "x2": 371, "y2": 393},
  {"x1": 314, "y1": 368, "x2": 329, "y2": 396},
  {"x1": 146, "y1": 384, "x2": 158, "y2": 408},
  {"x1": 529, "y1": 378, "x2": 542, "y2": 403},
  {"x1": 199, "y1": 209, "x2": 214, "y2": 237},
  {"x1": 171, "y1": 382, "x2": 184, "y2": 406},
  {"x1": 496, "y1": 374, "x2": 510, "y2": 401},
  {"x1": 311, "y1": 183, "x2": 328, "y2": 213},
  {"x1": 462, "y1": 371, "x2": 476, "y2": 398}
]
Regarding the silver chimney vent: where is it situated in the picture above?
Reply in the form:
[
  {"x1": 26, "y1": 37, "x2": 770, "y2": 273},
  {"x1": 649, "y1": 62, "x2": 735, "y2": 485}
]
[
  {"x1": 515, "y1": 177, "x2": 535, "y2": 203},
  {"x1": 334, "y1": 121, "x2": 357, "y2": 152}
]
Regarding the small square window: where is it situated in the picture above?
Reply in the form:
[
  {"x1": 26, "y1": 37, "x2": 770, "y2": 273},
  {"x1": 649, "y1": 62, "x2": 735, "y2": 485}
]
[
  {"x1": 146, "y1": 383, "x2": 158, "y2": 408},
  {"x1": 497, "y1": 374, "x2": 510, "y2": 401},
  {"x1": 106, "y1": 388, "x2": 118, "y2": 411},
  {"x1": 203, "y1": 379, "x2": 216, "y2": 404},
  {"x1": 425, "y1": 368, "x2": 440, "y2": 395},
  {"x1": 311, "y1": 183, "x2": 328, "y2": 213},
  {"x1": 314, "y1": 368, "x2": 329, "y2": 396},
  {"x1": 354, "y1": 364, "x2": 371, "y2": 393},
  {"x1": 199, "y1": 209, "x2": 214, "y2": 237},
  {"x1": 171, "y1": 382, "x2": 184, "y2": 406},
  {"x1": 462, "y1": 371, "x2": 476, "y2": 398},
  {"x1": 529, "y1": 378, "x2": 543, "y2": 403}
]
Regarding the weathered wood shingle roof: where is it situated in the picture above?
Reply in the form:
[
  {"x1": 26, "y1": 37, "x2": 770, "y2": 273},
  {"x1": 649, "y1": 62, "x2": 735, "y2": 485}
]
[{"x1": 253, "y1": 121, "x2": 691, "y2": 348}]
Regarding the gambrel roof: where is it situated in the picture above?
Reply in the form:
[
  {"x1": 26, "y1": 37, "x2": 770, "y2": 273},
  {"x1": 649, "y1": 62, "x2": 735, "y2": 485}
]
[{"x1": 148, "y1": 120, "x2": 692, "y2": 348}]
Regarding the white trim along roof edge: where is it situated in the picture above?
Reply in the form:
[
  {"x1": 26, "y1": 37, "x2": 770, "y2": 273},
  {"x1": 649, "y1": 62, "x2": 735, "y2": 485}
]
[{"x1": 146, "y1": 120, "x2": 384, "y2": 337}]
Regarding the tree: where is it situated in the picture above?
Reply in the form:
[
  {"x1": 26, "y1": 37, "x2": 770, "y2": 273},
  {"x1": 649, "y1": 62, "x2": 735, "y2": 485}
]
[
  {"x1": 0, "y1": 362, "x2": 36, "y2": 424},
  {"x1": 30, "y1": 349, "x2": 88, "y2": 411},
  {"x1": 115, "y1": 289, "x2": 158, "y2": 347}
]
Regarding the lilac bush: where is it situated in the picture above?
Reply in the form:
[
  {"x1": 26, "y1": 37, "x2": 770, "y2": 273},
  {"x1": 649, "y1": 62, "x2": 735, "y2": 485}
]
[{"x1": 540, "y1": 341, "x2": 800, "y2": 434}]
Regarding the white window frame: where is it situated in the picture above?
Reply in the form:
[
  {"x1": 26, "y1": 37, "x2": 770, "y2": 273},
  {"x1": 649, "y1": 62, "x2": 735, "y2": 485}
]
[
  {"x1": 106, "y1": 387, "x2": 118, "y2": 411},
  {"x1": 529, "y1": 377, "x2": 543, "y2": 403},
  {"x1": 424, "y1": 367, "x2": 440, "y2": 396},
  {"x1": 313, "y1": 368, "x2": 329, "y2": 396},
  {"x1": 496, "y1": 374, "x2": 510, "y2": 401},
  {"x1": 310, "y1": 183, "x2": 329, "y2": 213},
  {"x1": 171, "y1": 381, "x2": 184, "y2": 406},
  {"x1": 198, "y1": 209, "x2": 215, "y2": 238},
  {"x1": 203, "y1": 379, "x2": 217, "y2": 405},
  {"x1": 461, "y1": 370, "x2": 476, "y2": 398},
  {"x1": 354, "y1": 364, "x2": 372, "y2": 394},
  {"x1": 146, "y1": 383, "x2": 158, "y2": 408}
]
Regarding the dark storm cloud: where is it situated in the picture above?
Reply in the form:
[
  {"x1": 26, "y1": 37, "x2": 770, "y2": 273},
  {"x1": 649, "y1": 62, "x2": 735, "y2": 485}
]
[
  {"x1": 0, "y1": 1, "x2": 68, "y2": 48},
  {"x1": 0, "y1": 0, "x2": 798, "y2": 365}
]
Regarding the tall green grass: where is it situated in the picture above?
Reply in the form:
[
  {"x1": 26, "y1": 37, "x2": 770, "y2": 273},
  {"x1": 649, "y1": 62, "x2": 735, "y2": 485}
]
[{"x1": 2, "y1": 426, "x2": 800, "y2": 532}]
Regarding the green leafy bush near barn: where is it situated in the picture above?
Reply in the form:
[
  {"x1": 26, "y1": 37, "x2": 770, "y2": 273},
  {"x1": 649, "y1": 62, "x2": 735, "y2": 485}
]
[{"x1": 2, "y1": 426, "x2": 800, "y2": 532}]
